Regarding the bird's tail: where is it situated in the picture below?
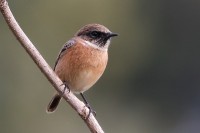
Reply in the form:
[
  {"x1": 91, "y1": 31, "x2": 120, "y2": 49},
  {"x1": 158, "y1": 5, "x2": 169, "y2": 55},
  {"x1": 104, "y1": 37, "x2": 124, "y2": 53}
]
[{"x1": 46, "y1": 93, "x2": 62, "y2": 113}]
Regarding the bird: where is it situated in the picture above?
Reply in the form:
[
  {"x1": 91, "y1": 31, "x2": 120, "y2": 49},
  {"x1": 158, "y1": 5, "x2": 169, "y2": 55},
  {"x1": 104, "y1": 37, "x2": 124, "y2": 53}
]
[{"x1": 46, "y1": 23, "x2": 118, "y2": 116}]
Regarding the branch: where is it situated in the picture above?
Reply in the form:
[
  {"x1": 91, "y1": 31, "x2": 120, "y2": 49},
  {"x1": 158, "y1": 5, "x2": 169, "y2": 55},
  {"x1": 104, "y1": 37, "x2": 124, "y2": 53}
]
[{"x1": 0, "y1": 0, "x2": 104, "y2": 133}]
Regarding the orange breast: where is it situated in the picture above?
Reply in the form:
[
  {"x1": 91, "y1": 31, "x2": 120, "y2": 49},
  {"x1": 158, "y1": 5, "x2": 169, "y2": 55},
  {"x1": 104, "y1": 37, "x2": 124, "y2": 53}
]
[{"x1": 54, "y1": 40, "x2": 108, "y2": 93}]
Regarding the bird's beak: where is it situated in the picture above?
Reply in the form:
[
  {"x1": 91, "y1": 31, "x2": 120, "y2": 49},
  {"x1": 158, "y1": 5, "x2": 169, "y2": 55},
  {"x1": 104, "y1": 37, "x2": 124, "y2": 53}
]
[{"x1": 108, "y1": 32, "x2": 118, "y2": 38}]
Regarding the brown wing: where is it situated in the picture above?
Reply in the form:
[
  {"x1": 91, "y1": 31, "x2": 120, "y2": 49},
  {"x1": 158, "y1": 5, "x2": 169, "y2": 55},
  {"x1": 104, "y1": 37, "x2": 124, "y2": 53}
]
[{"x1": 53, "y1": 39, "x2": 75, "y2": 71}]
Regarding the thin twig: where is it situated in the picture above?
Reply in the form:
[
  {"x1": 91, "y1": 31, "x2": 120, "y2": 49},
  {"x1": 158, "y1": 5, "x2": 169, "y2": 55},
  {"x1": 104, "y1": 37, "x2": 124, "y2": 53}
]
[{"x1": 0, "y1": 0, "x2": 104, "y2": 133}]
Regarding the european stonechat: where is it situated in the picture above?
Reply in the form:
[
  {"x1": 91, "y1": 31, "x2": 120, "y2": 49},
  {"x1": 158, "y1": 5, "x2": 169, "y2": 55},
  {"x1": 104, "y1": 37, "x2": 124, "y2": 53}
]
[{"x1": 47, "y1": 24, "x2": 117, "y2": 115}]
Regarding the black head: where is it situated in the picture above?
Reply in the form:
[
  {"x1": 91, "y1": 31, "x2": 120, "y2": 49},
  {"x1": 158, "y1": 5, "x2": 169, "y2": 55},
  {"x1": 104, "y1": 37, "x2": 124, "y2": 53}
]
[{"x1": 75, "y1": 24, "x2": 118, "y2": 48}]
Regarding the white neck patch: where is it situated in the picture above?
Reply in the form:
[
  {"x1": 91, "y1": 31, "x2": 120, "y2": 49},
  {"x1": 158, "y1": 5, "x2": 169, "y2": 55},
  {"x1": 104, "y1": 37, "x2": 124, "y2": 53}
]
[{"x1": 83, "y1": 40, "x2": 108, "y2": 51}]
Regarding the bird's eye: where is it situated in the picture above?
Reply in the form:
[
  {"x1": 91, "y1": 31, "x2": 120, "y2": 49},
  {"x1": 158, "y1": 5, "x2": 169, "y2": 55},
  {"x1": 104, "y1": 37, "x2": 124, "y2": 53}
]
[{"x1": 89, "y1": 31, "x2": 101, "y2": 39}]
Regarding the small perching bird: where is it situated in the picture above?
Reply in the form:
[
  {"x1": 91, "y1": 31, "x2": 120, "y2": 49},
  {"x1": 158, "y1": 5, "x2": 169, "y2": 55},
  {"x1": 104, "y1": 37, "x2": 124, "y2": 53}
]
[{"x1": 47, "y1": 24, "x2": 118, "y2": 116}]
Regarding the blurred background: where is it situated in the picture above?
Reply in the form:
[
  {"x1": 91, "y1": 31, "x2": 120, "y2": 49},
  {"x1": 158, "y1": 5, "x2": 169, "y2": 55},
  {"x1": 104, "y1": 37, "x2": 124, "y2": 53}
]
[{"x1": 1, "y1": 0, "x2": 200, "y2": 133}]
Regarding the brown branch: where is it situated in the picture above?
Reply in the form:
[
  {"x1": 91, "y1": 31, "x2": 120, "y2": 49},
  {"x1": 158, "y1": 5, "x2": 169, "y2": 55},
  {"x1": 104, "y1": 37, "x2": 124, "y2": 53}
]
[{"x1": 0, "y1": 0, "x2": 104, "y2": 133}]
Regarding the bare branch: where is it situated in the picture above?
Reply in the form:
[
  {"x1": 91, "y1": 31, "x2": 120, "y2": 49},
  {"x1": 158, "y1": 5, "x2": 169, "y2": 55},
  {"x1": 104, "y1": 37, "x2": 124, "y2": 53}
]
[{"x1": 0, "y1": 0, "x2": 104, "y2": 132}]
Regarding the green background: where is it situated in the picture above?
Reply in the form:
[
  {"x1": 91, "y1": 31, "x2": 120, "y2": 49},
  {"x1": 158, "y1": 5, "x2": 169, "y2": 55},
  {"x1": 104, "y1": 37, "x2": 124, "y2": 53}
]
[{"x1": 1, "y1": 0, "x2": 200, "y2": 133}]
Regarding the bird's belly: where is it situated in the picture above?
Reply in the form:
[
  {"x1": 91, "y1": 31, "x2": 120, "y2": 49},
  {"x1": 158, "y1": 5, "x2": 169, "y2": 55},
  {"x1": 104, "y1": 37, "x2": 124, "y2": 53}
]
[{"x1": 69, "y1": 69, "x2": 102, "y2": 93}]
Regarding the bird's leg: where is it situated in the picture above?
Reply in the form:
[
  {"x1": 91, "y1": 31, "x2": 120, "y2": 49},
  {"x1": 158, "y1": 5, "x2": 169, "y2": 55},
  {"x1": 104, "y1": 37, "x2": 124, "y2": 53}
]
[
  {"x1": 60, "y1": 81, "x2": 70, "y2": 96},
  {"x1": 80, "y1": 93, "x2": 96, "y2": 119}
]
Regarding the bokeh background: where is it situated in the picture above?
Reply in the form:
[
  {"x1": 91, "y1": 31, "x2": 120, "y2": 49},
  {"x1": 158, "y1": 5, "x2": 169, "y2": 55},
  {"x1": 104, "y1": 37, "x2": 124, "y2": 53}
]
[{"x1": 1, "y1": 0, "x2": 200, "y2": 133}]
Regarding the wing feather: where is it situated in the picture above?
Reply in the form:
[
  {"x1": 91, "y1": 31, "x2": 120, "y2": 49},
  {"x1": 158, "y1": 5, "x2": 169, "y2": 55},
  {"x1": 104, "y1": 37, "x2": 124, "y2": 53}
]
[{"x1": 53, "y1": 39, "x2": 75, "y2": 70}]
